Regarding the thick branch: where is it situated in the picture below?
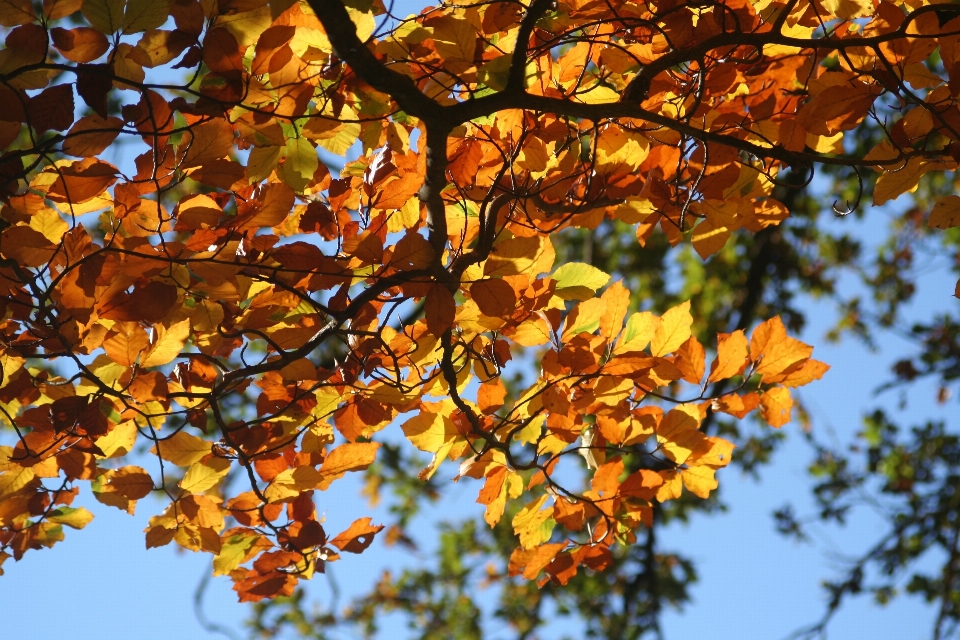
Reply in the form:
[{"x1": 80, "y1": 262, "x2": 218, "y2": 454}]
[{"x1": 305, "y1": 0, "x2": 444, "y2": 121}]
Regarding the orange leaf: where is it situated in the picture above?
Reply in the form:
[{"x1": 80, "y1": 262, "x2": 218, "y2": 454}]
[
  {"x1": 51, "y1": 27, "x2": 109, "y2": 63},
  {"x1": 46, "y1": 158, "x2": 118, "y2": 203},
  {"x1": 424, "y1": 284, "x2": 456, "y2": 336},
  {"x1": 317, "y1": 442, "x2": 380, "y2": 489},
  {"x1": 104, "y1": 466, "x2": 154, "y2": 499},
  {"x1": 776, "y1": 359, "x2": 830, "y2": 388},
  {"x1": 674, "y1": 336, "x2": 705, "y2": 384},
  {"x1": 478, "y1": 378, "x2": 507, "y2": 414},
  {"x1": 61, "y1": 115, "x2": 124, "y2": 158},
  {"x1": 707, "y1": 330, "x2": 748, "y2": 383},
  {"x1": 329, "y1": 517, "x2": 384, "y2": 554},
  {"x1": 760, "y1": 387, "x2": 793, "y2": 427},
  {"x1": 599, "y1": 280, "x2": 630, "y2": 342},
  {"x1": 472, "y1": 278, "x2": 517, "y2": 318}
]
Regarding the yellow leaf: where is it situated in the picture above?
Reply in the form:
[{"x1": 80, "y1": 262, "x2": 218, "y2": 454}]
[
  {"x1": 655, "y1": 470, "x2": 683, "y2": 501},
  {"x1": 574, "y1": 84, "x2": 619, "y2": 104},
  {"x1": 141, "y1": 318, "x2": 190, "y2": 367},
  {"x1": 754, "y1": 332, "x2": 813, "y2": 381},
  {"x1": 29, "y1": 208, "x2": 68, "y2": 244},
  {"x1": 431, "y1": 15, "x2": 476, "y2": 66},
  {"x1": 650, "y1": 301, "x2": 692, "y2": 356},
  {"x1": 873, "y1": 157, "x2": 941, "y2": 206},
  {"x1": 930, "y1": 195, "x2": 960, "y2": 229},
  {"x1": 484, "y1": 236, "x2": 549, "y2": 277},
  {"x1": 315, "y1": 122, "x2": 361, "y2": 156},
  {"x1": 154, "y1": 430, "x2": 212, "y2": 467},
  {"x1": 512, "y1": 495, "x2": 555, "y2": 550},
  {"x1": 180, "y1": 457, "x2": 231, "y2": 494},
  {"x1": 95, "y1": 420, "x2": 138, "y2": 458},
  {"x1": 821, "y1": 0, "x2": 872, "y2": 19},
  {"x1": 561, "y1": 298, "x2": 605, "y2": 341},
  {"x1": 265, "y1": 466, "x2": 321, "y2": 502},
  {"x1": 281, "y1": 136, "x2": 318, "y2": 192},
  {"x1": 656, "y1": 404, "x2": 708, "y2": 465},
  {"x1": 0, "y1": 466, "x2": 34, "y2": 500},
  {"x1": 246, "y1": 146, "x2": 281, "y2": 184},
  {"x1": 680, "y1": 465, "x2": 718, "y2": 499},
  {"x1": 347, "y1": 6, "x2": 375, "y2": 41},
  {"x1": 615, "y1": 311, "x2": 660, "y2": 354},
  {"x1": 479, "y1": 467, "x2": 522, "y2": 527},
  {"x1": 507, "y1": 314, "x2": 552, "y2": 347},
  {"x1": 47, "y1": 506, "x2": 94, "y2": 529},
  {"x1": 401, "y1": 410, "x2": 456, "y2": 453},
  {"x1": 596, "y1": 127, "x2": 649, "y2": 171},
  {"x1": 213, "y1": 533, "x2": 262, "y2": 576}
]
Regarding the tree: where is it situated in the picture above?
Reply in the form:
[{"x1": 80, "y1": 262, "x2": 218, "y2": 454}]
[{"x1": 0, "y1": 0, "x2": 958, "y2": 634}]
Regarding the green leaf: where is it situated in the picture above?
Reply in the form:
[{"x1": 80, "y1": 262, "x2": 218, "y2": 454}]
[
  {"x1": 552, "y1": 263, "x2": 611, "y2": 301},
  {"x1": 47, "y1": 507, "x2": 94, "y2": 530},
  {"x1": 82, "y1": 0, "x2": 126, "y2": 33},
  {"x1": 281, "y1": 137, "x2": 318, "y2": 192},
  {"x1": 122, "y1": 0, "x2": 171, "y2": 33}
]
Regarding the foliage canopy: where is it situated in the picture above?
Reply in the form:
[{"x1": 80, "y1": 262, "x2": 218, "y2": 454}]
[{"x1": 0, "y1": 0, "x2": 958, "y2": 634}]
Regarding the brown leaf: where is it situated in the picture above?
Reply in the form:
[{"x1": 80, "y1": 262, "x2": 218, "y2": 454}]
[
  {"x1": 76, "y1": 64, "x2": 113, "y2": 119},
  {"x1": 27, "y1": 84, "x2": 75, "y2": 133},
  {"x1": 202, "y1": 27, "x2": 244, "y2": 73},
  {"x1": 61, "y1": 115, "x2": 124, "y2": 158},
  {"x1": 51, "y1": 27, "x2": 110, "y2": 63},
  {"x1": 0, "y1": 0, "x2": 35, "y2": 26},
  {"x1": 472, "y1": 278, "x2": 517, "y2": 318},
  {"x1": 99, "y1": 280, "x2": 178, "y2": 323}
]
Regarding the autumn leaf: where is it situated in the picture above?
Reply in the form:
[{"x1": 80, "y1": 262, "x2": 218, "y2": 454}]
[
  {"x1": 140, "y1": 319, "x2": 191, "y2": 368},
  {"x1": 401, "y1": 410, "x2": 457, "y2": 453},
  {"x1": 930, "y1": 195, "x2": 960, "y2": 229},
  {"x1": 760, "y1": 387, "x2": 793, "y2": 427},
  {"x1": 317, "y1": 442, "x2": 380, "y2": 489},
  {"x1": 47, "y1": 507, "x2": 95, "y2": 529},
  {"x1": 708, "y1": 330, "x2": 748, "y2": 383},
  {"x1": 651, "y1": 301, "x2": 692, "y2": 356},
  {"x1": 472, "y1": 278, "x2": 518, "y2": 318},
  {"x1": 154, "y1": 430, "x2": 212, "y2": 467},
  {"x1": 329, "y1": 517, "x2": 384, "y2": 554},
  {"x1": 552, "y1": 263, "x2": 611, "y2": 301},
  {"x1": 180, "y1": 457, "x2": 231, "y2": 494}
]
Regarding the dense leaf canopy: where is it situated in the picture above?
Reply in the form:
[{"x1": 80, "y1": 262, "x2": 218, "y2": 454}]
[{"x1": 0, "y1": 0, "x2": 958, "y2": 635}]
